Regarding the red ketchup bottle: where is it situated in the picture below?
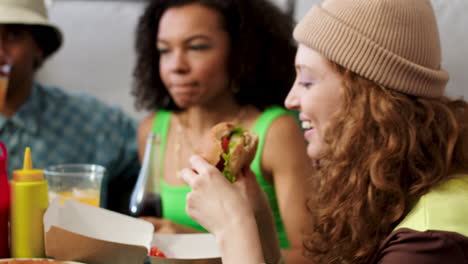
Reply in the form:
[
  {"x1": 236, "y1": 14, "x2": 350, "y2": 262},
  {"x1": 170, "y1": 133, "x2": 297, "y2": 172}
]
[{"x1": 0, "y1": 142, "x2": 10, "y2": 258}]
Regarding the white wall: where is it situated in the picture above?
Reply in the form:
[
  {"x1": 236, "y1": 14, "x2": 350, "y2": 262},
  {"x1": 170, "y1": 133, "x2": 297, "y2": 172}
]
[
  {"x1": 430, "y1": 0, "x2": 468, "y2": 99},
  {"x1": 37, "y1": 1, "x2": 145, "y2": 119},
  {"x1": 37, "y1": 0, "x2": 467, "y2": 121}
]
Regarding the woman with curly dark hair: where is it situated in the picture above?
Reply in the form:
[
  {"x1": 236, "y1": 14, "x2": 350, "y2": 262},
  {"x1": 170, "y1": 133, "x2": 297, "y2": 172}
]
[
  {"x1": 181, "y1": 0, "x2": 468, "y2": 263},
  {"x1": 132, "y1": 0, "x2": 313, "y2": 262}
]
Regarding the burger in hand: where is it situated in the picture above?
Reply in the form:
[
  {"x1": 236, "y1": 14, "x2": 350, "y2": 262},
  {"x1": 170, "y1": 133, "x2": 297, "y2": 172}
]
[{"x1": 200, "y1": 122, "x2": 258, "y2": 183}]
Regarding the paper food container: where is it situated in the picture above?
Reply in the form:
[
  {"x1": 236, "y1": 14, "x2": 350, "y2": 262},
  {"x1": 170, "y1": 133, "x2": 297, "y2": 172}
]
[
  {"x1": 44, "y1": 200, "x2": 221, "y2": 264},
  {"x1": 0, "y1": 259, "x2": 84, "y2": 263},
  {"x1": 150, "y1": 234, "x2": 221, "y2": 264},
  {"x1": 44, "y1": 199, "x2": 154, "y2": 264}
]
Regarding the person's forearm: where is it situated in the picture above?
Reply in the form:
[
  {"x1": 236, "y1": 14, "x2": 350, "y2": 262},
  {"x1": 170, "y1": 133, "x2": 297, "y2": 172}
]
[
  {"x1": 217, "y1": 214, "x2": 264, "y2": 264},
  {"x1": 255, "y1": 207, "x2": 282, "y2": 264}
]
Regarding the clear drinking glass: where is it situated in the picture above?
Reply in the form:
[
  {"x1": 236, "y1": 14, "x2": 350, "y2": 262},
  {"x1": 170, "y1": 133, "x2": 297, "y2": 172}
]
[{"x1": 44, "y1": 164, "x2": 105, "y2": 207}]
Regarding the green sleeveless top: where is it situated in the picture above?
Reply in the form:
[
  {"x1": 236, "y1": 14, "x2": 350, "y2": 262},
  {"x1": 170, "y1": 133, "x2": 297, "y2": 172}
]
[{"x1": 152, "y1": 106, "x2": 291, "y2": 248}]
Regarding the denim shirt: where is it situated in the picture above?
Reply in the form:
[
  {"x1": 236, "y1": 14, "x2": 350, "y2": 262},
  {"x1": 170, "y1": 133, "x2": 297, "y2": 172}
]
[{"x1": 0, "y1": 83, "x2": 140, "y2": 213}]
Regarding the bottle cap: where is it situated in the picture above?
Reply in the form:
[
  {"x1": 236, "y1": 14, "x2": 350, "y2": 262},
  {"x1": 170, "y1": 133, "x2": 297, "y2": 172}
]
[
  {"x1": 0, "y1": 142, "x2": 7, "y2": 175},
  {"x1": 12, "y1": 147, "x2": 44, "y2": 182}
]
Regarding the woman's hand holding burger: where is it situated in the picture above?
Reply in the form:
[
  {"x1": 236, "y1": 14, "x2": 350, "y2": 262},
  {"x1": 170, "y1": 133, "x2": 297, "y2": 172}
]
[
  {"x1": 181, "y1": 155, "x2": 265, "y2": 264},
  {"x1": 181, "y1": 122, "x2": 282, "y2": 264}
]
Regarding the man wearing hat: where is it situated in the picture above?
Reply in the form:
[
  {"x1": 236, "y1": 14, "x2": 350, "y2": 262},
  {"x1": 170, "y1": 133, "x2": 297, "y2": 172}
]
[{"x1": 0, "y1": 0, "x2": 140, "y2": 214}]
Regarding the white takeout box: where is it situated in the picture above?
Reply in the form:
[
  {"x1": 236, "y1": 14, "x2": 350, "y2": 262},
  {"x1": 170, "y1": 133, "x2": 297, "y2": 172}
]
[
  {"x1": 44, "y1": 199, "x2": 221, "y2": 264},
  {"x1": 44, "y1": 199, "x2": 154, "y2": 264},
  {"x1": 150, "y1": 234, "x2": 221, "y2": 264}
]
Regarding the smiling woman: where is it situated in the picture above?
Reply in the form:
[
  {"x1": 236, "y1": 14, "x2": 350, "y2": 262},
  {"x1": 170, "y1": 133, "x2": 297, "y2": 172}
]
[{"x1": 286, "y1": 45, "x2": 343, "y2": 159}]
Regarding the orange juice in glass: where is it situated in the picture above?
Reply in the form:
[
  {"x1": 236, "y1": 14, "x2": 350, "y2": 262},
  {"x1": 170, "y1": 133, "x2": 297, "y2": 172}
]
[
  {"x1": 49, "y1": 189, "x2": 100, "y2": 207},
  {"x1": 44, "y1": 164, "x2": 105, "y2": 207}
]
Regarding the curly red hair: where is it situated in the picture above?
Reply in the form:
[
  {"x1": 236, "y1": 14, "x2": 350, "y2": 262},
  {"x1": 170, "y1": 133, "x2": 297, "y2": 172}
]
[{"x1": 303, "y1": 64, "x2": 468, "y2": 264}]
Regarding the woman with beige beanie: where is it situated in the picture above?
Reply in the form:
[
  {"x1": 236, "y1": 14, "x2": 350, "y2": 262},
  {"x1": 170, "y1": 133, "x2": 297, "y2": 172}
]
[{"x1": 181, "y1": 0, "x2": 468, "y2": 263}]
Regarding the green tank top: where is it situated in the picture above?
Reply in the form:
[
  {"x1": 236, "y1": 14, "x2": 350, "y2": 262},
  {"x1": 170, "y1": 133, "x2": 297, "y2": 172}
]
[{"x1": 152, "y1": 106, "x2": 291, "y2": 249}]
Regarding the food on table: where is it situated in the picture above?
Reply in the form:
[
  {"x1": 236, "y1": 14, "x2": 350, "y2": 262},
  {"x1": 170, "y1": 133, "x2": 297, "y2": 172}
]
[{"x1": 149, "y1": 246, "x2": 166, "y2": 258}]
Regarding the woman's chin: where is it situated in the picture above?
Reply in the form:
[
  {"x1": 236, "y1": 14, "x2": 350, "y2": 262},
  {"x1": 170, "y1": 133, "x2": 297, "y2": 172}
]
[
  {"x1": 307, "y1": 144, "x2": 323, "y2": 160},
  {"x1": 173, "y1": 98, "x2": 196, "y2": 108}
]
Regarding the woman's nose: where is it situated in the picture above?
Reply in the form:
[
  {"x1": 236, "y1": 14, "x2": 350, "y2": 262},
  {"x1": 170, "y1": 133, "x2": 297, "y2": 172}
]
[
  {"x1": 285, "y1": 86, "x2": 300, "y2": 110},
  {"x1": 169, "y1": 50, "x2": 189, "y2": 74}
]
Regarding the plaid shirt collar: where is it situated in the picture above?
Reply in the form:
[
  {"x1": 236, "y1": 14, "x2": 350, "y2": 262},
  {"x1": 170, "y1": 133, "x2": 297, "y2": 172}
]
[{"x1": 0, "y1": 83, "x2": 41, "y2": 135}]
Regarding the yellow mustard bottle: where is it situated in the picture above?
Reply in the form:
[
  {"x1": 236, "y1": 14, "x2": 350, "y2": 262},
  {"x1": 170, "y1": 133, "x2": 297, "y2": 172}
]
[{"x1": 10, "y1": 147, "x2": 48, "y2": 258}]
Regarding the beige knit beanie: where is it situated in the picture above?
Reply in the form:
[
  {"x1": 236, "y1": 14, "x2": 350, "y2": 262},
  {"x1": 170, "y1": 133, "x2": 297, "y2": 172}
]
[{"x1": 294, "y1": 0, "x2": 449, "y2": 97}]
